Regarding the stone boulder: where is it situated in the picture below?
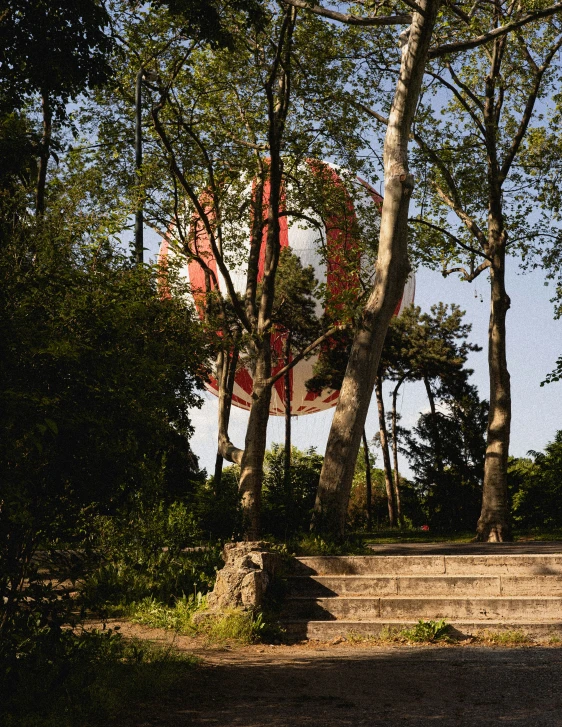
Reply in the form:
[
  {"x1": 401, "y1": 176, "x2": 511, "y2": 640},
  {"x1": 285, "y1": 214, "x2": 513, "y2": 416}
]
[{"x1": 206, "y1": 541, "x2": 280, "y2": 611}]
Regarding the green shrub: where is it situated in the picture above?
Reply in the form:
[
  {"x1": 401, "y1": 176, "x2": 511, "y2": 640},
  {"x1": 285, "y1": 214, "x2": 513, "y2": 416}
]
[
  {"x1": 401, "y1": 619, "x2": 452, "y2": 643},
  {"x1": 129, "y1": 593, "x2": 205, "y2": 633}
]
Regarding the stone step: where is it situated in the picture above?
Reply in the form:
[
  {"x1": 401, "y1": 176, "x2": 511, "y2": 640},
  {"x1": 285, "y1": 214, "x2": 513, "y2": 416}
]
[
  {"x1": 286, "y1": 574, "x2": 562, "y2": 598},
  {"x1": 282, "y1": 618, "x2": 562, "y2": 642},
  {"x1": 290, "y1": 554, "x2": 562, "y2": 577},
  {"x1": 281, "y1": 596, "x2": 562, "y2": 621}
]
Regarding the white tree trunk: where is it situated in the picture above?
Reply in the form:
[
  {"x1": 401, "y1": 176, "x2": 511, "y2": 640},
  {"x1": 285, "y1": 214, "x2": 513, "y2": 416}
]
[{"x1": 311, "y1": 0, "x2": 441, "y2": 538}]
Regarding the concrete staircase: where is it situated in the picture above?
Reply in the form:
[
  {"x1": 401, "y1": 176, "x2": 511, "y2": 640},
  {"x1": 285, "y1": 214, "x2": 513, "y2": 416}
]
[{"x1": 281, "y1": 551, "x2": 562, "y2": 640}]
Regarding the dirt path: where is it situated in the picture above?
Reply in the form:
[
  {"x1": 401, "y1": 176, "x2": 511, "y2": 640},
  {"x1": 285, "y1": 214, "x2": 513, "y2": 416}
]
[{"x1": 106, "y1": 622, "x2": 562, "y2": 727}]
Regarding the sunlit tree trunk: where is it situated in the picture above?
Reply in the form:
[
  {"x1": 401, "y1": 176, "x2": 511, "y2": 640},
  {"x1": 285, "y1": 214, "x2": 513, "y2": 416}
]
[{"x1": 311, "y1": 0, "x2": 441, "y2": 538}]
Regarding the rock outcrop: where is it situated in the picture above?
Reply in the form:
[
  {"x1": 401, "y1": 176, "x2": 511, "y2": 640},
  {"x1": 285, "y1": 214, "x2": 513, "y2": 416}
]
[{"x1": 206, "y1": 541, "x2": 280, "y2": 611}]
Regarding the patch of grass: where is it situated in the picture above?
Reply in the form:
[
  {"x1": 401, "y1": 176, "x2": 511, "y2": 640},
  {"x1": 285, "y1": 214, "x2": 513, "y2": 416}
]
[
  {"x1": 401, "y1": 619, "x2": 453, "y2": 643},
  {"x1": 478, "y1": 629, "x2": 533, "y2": 645},
  {"x1": 364, "y1": 530, "x2": 474, "y2": 545},
  {"x1": 548, "y1": 634, "x2": 561, "y2": 645},
  {"x1": 513, "y1": 529, "x2": 562, "y2": 542},
  {"x1": 291, "y1": 534, "x2": 370, "y2": 556},
  {"x1": 193, "y1": 608, "x2": 269, "y2": 645},
  {"x1": 128, "y1": 595, "x2": 281, "y2": 645},
  {"x1": 344, "y1": 630, "x2": 371, "y2": 644},
  {"x1": 129, "y1": 593, "x2": 204, "y2": 633},
  {"x1": 379, "y1": 626, "x2": 403, "y2": 643}
]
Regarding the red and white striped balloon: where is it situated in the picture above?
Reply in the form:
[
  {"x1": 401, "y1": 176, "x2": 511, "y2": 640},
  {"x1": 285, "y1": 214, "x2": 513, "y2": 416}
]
[{"x1": 159, "y1": 164, "x2": 414, "y2": 416}]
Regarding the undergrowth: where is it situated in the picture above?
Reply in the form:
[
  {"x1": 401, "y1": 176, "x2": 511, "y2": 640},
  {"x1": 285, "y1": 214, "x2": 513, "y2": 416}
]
[
  {"x1": 1, "y1": 627, "x2": 198, "y2": 727},
  {"x1": 289, "y1": 534, "x2": 370, "y2": 556},
  {"x1": 401, "y1": 619, "x2": 452, "y2": 643},
  {"x1": 128, "y1": 595, "x2": 279, "y2": 645},
  {"x1": 477, "y1": 629, "x2": 532, "y2": 645}
]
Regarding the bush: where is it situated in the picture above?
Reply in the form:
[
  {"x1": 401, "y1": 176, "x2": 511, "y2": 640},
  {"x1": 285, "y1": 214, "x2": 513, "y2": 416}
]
[
  {"x1": 261, "y1": 445, "x2": 323, "y2": 539},
  {"x1": 82, "y1": 502, "x2": 223, "y2": 610},
  {"x1": 1, "y1": 626, "x2": 198, "y2": 727}
]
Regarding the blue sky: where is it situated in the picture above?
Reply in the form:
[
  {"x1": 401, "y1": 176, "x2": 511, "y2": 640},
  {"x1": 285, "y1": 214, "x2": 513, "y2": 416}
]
[{"x1": 144, "y1": 230, "x2": 562, "y2": 477}]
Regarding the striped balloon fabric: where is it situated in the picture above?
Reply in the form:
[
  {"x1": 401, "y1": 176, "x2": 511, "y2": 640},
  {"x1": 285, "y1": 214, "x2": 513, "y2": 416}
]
[{"x1": 159, "y1": 162, "x2": 415, "y2": 416}]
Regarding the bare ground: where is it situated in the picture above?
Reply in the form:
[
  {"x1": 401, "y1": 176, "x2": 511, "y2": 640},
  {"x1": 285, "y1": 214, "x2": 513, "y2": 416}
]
[{"x1": 100, "y1": 621, "x2": 562, "y2": 727}]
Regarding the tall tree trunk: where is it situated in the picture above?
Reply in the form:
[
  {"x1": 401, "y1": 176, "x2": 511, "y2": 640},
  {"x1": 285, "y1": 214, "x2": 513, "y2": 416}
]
[
  {"x1": 238, "y1": 342, "x2": 272, "y2": 539},
  {"x1": 375, "y1": 376, "x2": 396, "y2": 527},
  {"x1": 134, "y1": 68, "x2": 144, "y2": 265},
  {"x1": 391, "y1": 378, "x2": 405, "y2": 527},
  {"x1": 311, "y1": 0, "x2": 440, "y2": 538},
  {"x1": 236, "y1": 8, "x2": 296, "y2": 538},
  {"x1": 424, "y1": 375, "x2": 443, "y2": 481},
  {"x1": 284, "y1": 332, "x2": 292, "y2": 492},
  {"x1": 214, "y1": 345, "x2": 240, "y2": 490},
  {"x1": 36, "y1": 91, "x2": 52, "y2": 216},
  {"x1": 362, "y1": 428, "x2": 373, "y2": 531},
  {"x1": 476, "y1": 249, "x2": 512, "y2": 541}
]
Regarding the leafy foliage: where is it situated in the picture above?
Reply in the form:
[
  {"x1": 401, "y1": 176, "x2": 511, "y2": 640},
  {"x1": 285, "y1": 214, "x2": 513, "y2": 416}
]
[
  {"x1": 509, "y1": 432, "x2": 562, "y2": 528},
  {"x1": 261, "y1": 445, "x2": 324, "y2": 538},
  {"x1": 0, "y1": 217, "x2": 209, "y2": 640},
  {"x1": 401, "y1": 619, "x2": 452, "y2": 643},
  {"x1": 402, "y1": 384, "x2": 488, "y2": 531}
]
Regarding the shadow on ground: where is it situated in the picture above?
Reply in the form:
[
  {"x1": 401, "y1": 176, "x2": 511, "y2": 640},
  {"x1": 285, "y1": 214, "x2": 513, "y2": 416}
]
[{"x1": 118, "y1": 645, "x2": 562, "y2": 727}]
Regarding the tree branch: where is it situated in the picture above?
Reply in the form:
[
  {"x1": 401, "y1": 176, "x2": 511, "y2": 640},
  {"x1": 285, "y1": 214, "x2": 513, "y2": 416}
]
[
  {"x1": 151, "y1": 99, "x2": 252, "y2": 332},
  {"x1": 281, "y1": 0, "x2": 411, "y2": 25},
  {"x1": 425, "y1": 69, "x2": 485, "y2": 135},
  {"x1": 266, "y1": 323, "x2": 350, "y2": 387},
  {"x1": 431, "y1": 178, "x2": 488, "y2": 248},
  {"x1": 429, "y1": 3, "x2": 562, "y2": 58},
  {"x1": 500, "y1": 34, "x2": 562, "y2": 181},
  {"x1": 411, "y1": 217, "x2": 490, "y2": 259},
  {"x1": 443, "y1": 258, "x2": 491, "y2": 281}
]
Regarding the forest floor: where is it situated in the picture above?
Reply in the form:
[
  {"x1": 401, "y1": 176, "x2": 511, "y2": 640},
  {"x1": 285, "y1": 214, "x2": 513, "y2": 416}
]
[{"x1": 100, "y1": 619, "x2": 562, "y2": 727}]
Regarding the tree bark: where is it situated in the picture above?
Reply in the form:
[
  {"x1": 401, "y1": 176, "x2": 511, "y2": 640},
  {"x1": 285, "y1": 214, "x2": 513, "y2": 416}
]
[
  {"x1": 476, "y1": 43, "x2": 512, "y2": 542},
  {"x1": 375, "y1": 376, "x2": 396, "y2": 527},
  {"x1": 284, "y1": 332, "x2": 292, "y2": 492},
  {"x1": 424, "y1": 375, "x2": 444, "y2": 482},
  {"x1": 311, "y1": 0, "x2": 441, "y2": 538},
  {"x1": 391, "y1": 378, "x2": 405, "y2": 526},
  {"x1": 214, "y1": 345, "x2": 241, "y2": 490},
  {"x1": 238, "y1": 342, "x2": 273, "y2": 539},
  {"x1": 476, "y1": 249, "x2": 512, "y2": 541},
  {"x1": 134, "y1": 68, "x2": 144, "y2": 265},
  {"x1": 36, "y1": 91, "x2": 52, "y2": 216},
  {"x1": 362, "y1": 428, "x2": 373, "y2": 531}
]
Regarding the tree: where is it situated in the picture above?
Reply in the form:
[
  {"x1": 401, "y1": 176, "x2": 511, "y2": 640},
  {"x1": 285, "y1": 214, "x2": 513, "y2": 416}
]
[
  {"x1": 403, "y1": 383, "x2": 489, "y2": 531},
  {"x1": 0, "y1": 215, "x2": 208, "y2": 638},
  {"x1": 297, "y1": 0, "x2": 562, "y2": 539},
  {"x1": 407, "y1": 7, "x2": 562, "y2": 540},
  {"x1": 0, "y1": 0, "x2": 114, "y2": 214},
  {"x1": 382, "y1": 304, "x2": 481, "y2": 519},
  {"x1": 311, "y1": 0, "x2": 441, "y2": 538},
  {"x1": 509, "y1": 433, "x2": 562, "y2": 529},
  {"x1": 88, "y1": 2, "x2": 381, "y2": 536}
]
